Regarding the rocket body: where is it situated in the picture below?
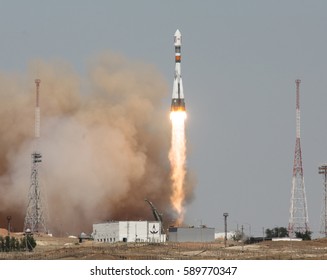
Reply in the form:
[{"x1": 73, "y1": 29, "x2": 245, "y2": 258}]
[{"x1": 171, "y1": 29, "x2": 186, "y2": 112}]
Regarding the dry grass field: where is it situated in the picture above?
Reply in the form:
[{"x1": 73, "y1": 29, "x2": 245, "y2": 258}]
[{"x1": 1, "y1": 229, "x2": 327, "y2": 260}]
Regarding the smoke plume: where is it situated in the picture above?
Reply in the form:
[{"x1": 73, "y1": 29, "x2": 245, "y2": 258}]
[{"x1": 0, "y1": 52, "x2": 193, "y2": 235}]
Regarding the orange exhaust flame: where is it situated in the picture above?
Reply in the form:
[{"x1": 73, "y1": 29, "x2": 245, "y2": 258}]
[{"x1": 169, "y1": 110, "x2": 187, "y2": 225}]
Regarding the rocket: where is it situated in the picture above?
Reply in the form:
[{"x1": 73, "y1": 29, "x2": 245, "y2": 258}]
[{"x1": 171, "y1": 29, "x2": 186, "y2": 112}]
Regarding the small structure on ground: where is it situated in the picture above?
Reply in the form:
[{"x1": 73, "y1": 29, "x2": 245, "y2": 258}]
[{"x1": 168, "y1": 226, "x2": 215, "y2": 242}]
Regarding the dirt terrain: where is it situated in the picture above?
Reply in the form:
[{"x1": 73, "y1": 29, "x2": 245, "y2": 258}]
[{"x1": 1, "y1": 229, "x2": 327, "y2": 260}]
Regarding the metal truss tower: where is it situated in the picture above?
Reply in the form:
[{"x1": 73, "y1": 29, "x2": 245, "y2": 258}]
[
  {"x1": 288, "y1": 79, "x2": 309, "y2": 237},
  {"x1": 24, "y1": 79, "x2": 47, "y2": 233},
  {"x1": 318, "y1": 164, "x2": 327, "y2": 237}
]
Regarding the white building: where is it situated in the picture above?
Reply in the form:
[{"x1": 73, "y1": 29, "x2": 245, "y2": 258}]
[
  {"x1": 168, "y1": 227, "x2": 215, "y2": 242},
  {"x1": 92, "y1": 221, "x2": 165, "y2": 243}
]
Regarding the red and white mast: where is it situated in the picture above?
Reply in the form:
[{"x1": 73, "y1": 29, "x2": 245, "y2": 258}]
[
  {"x1": 288, "y1": 79, "x2": 310, "y2": 237},
  {"x1": 35, "y1": 79, "x2": 41, "y2": 139}
]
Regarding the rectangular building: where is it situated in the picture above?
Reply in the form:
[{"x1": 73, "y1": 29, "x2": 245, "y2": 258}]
[
  {"x1": 168, "y1": 227, "x2": 215, "y2": 242},
  {"x1": 92, "y1": 221, "x2": 165, "y2": 243}
]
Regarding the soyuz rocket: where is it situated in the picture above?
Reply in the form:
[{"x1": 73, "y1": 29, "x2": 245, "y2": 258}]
[{"x1": 171, "y1": 29, "x2": 186, "y2": 112}]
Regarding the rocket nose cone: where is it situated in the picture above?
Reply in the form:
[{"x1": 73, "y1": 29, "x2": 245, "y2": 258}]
[{"x1": 175, "y1": 29, "x2": 181, "y2": 36}]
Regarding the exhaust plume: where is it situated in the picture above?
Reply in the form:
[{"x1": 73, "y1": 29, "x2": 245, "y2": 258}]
[
  {"x1": 169, "y1": 111, "x2": 187, "y2": 224},
  {"x1": 0, "y1": 52, "x2": 194, "y2": 235}
]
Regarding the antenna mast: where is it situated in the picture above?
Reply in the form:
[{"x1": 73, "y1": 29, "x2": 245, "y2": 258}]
[
  {"x1": 319, "y1": 164, "x2": 327, "y2": 237},
  {"x1": 35, "y1": 78, "x2": 40, "y2": 139},
  {"x1": 288, "y1": 79, "x2": 309, "y2": 237}
]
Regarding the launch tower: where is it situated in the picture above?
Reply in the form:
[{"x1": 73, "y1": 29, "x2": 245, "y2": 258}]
[
  {"x1": 288, "y1": 79, "x2": 309, "y2": 237},
  {"x1": 24, "y1": 79, "x2": 47, "y2": 233}
]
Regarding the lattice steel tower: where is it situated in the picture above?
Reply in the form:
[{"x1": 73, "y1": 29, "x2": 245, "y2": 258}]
[
  {"x1": 288, "y1": 79, "x2": 309, "y2": 237},
  {"x1": 318, "y1": 164, "x2": 327, "y2": 237},
  {"x1": 24, "y1": 79, "x2": 47, "y2": 233}
]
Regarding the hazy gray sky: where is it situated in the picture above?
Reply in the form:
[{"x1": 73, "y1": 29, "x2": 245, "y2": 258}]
[{"x1": 1, "y1": 0, "x2": 327, "y2": 237}]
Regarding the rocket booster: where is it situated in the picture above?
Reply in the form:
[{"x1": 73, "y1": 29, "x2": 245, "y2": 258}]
[{"x1": 171, "y1": 29, "x2": 186, "y2": 112}]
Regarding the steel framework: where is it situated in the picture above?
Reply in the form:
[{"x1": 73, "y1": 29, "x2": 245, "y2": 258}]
[
  {"x1": 288, "y1": 79, "x2": 309, "y2": 237},
  {"x1": 319, "y1": 164, "x2": 327, "y2": 237},
  {"x1": 23, "y1": 79, "x2": 47, "y2": 233}
]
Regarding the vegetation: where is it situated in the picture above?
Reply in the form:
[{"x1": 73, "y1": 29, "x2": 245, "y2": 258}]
[
  {"x1": 231, "y1": 230, "x2": 244, "y2": 241},
  {"x1": 0, "y1": 235, "x2": 37, "y2": 252},
  {"x1": 265, "y1": 227, "x2": 289, "y2": 238},
  {"x1": 265, "y1": 227, "x2": 312, "y2": 240},
  {"x1": 295, "y1": 230, "x2": 312, "y2": 240}
]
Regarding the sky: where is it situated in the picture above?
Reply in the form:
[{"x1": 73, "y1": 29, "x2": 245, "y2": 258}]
[{"x1": 1, "y1": 0, "x2": 327, "y2": 237}]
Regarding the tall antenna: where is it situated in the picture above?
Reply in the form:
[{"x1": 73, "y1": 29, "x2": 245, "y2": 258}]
[
  {"x1": 318, "y1": 164, "x2": 327, "y2": 237},
  {"x1": 35, "y1": 78, "x2": 40, "y2": 139},
  {"x1": 24, "y1": 79, "x2": 47, "y2": 233},
  {"x1": 288, "y1": 79, "x2": 309, "y2": 237}
]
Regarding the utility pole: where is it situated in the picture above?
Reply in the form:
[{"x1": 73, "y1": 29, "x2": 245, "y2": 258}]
[
  {"x1": 241, "y1": 225, "x2": 244, "y2": 252},
  {"x1": 223, "y1": 213, "x2": 228, "y2": 247},
  {"x1": 7, "y1": 216, "x2": 11, "y2": 236},
  {"x1": 262, "y1": 227, "x2": 265, "y2": 241}
]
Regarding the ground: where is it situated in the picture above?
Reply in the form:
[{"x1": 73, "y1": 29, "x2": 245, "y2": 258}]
[{"x1": 1, "y1": 229, "x2": 327, "y2": 260}]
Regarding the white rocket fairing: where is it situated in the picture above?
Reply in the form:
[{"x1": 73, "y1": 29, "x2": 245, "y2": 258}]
[{"x1": 171, "y1": 29, "x2": 185, "y2": 112}]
